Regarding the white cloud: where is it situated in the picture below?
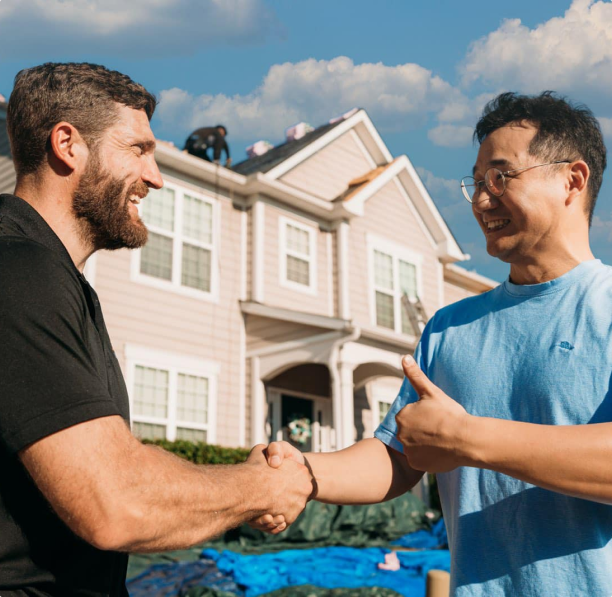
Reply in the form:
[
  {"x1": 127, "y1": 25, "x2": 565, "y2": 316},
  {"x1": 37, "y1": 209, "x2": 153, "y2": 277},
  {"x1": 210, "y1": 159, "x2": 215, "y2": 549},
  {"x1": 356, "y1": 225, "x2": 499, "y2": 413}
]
[
  {"x1": 155, "y1": 57, "x2": 470, "y2": 141},
  {"x1": 598, "y1": 117, "x2": 612, "y2": 137},
  {"x1": 0, "y1": 0, "x2": 282, "y2": 59},
  {"x1": 427, "y1": 124, "x2": 474, "y2": 148},
  {"x1": 416, "y1": 167, "x2": 461, "y2": 205},
  {"x1": 461, "y1": 0, "x2": 612, "y2": 97},
  {"x1": 591, "y1": 213, "x2": 612, "y2": 243}
]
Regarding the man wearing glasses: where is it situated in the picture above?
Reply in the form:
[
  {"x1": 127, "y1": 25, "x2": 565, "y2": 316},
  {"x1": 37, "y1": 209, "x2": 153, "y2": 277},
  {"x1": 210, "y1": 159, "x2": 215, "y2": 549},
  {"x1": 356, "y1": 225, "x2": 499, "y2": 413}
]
[{"x1": 260, "y1": 92, "x2": 612, "y2": 595}]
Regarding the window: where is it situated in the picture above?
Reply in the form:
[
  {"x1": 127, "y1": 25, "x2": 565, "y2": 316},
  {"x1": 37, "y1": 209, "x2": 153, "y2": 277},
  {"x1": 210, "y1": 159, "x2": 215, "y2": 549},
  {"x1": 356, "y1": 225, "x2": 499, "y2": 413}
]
[
  {"x1": 369, "y1": 238, "x2": 422, "y2": 335},
  {"x1": 135, "y1": 181, "x2": 217, "y2": 298},
  {"x1": 279, "y1": 216, "x2": 317, "y2": 294},
  {"x1": 126, "y1": 346, "x2": 218, "y2": 443},
  {"x1": 377, "y1": 400, "x2": 391, "y2": 425}
]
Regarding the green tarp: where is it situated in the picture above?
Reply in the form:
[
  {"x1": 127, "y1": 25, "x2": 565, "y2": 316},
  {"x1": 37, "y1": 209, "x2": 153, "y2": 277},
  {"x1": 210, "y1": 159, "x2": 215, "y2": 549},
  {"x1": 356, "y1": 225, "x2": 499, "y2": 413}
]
[{"x1": 210, "y1": 491, "x2": 432, "y2": 553}]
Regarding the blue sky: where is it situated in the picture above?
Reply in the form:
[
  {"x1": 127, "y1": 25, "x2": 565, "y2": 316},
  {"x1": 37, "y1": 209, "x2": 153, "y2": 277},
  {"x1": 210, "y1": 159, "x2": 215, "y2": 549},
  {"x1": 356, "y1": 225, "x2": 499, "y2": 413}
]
[{"x1": 1, "y1": 0, "x2": 611, "y2": 282}]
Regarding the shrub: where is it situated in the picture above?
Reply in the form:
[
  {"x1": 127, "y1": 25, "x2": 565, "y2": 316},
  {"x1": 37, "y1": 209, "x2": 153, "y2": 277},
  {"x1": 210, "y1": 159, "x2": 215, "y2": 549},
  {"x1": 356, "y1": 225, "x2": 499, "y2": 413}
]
[{"x1": 142, "y1": 439, "x2": 250, "y2": 465}]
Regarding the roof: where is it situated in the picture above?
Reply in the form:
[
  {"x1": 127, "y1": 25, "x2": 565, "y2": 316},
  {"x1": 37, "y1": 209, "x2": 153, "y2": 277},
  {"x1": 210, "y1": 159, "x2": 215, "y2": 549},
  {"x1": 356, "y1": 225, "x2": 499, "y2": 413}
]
[{"x1": 232, "y1": 119, "x2": 345, "y2": 176}]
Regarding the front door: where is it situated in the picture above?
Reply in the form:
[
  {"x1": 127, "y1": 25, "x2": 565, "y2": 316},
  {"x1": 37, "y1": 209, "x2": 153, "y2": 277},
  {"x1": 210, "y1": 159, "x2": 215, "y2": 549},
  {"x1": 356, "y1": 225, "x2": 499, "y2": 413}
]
[{"x1": 269, "y1": 390, "x2": 332, "y2": 452}]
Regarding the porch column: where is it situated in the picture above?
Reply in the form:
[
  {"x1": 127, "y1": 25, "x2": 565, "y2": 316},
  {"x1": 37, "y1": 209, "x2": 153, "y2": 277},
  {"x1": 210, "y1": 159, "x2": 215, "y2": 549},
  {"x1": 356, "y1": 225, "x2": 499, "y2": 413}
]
[
  {"x1": 251, "y1": 356, "x2": 267, "y2": 445},
  {"x1": 338, "y1": 361, "x2": 355, "y2": 449}
]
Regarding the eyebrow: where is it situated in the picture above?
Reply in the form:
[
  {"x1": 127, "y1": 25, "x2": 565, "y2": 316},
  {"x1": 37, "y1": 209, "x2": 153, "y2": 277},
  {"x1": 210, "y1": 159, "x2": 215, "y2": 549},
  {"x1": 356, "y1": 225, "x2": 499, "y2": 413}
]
[
  {"x1": 472, "y1": 158, "x2": 513, "y2": 176},
  {"x1": 133, "y1": 140, "x2": 157, "y2": 152}
]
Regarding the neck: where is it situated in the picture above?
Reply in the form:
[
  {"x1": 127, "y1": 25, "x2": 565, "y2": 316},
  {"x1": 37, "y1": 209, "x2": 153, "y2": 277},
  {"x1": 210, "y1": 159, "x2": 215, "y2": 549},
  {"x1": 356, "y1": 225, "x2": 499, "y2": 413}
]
[
  {"x1": 14, "y1": 176, "x2": 94, "y2": 272},
  {"x1": 509, "y1": 246, "x2": 595, "y2": 285}
]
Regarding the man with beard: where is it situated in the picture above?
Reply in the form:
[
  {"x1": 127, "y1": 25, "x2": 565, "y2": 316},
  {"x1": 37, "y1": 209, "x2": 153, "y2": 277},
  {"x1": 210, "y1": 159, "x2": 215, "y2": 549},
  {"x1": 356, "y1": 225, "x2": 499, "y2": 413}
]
[{"x1": 0, "y1": 62, "x2": 313, "y2": 597}]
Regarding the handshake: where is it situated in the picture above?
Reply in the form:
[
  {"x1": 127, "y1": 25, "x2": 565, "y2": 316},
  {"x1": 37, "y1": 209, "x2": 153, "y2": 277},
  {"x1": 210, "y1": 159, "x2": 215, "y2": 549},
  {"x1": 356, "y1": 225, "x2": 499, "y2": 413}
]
[{"x1": 245, "y1": 440, "x2": 314, "y2": 534}]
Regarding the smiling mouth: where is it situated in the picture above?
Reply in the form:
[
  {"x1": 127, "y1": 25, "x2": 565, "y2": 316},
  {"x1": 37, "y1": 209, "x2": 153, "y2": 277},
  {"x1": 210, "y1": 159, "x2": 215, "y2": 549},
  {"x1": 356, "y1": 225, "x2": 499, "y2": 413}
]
[{"x1": 485, "y1": 219, "x2": 510, "y2": 233}]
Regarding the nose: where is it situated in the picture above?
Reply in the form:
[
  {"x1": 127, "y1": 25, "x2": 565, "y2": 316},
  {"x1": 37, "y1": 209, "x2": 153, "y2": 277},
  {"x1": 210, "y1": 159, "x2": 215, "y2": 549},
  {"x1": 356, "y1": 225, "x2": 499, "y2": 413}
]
[
  {"x1": 471, "y1": 189, "x2": 500, "y2": 214},
  {"x1": 143, "y1": 153, "x2": 164, "y2": 190}
]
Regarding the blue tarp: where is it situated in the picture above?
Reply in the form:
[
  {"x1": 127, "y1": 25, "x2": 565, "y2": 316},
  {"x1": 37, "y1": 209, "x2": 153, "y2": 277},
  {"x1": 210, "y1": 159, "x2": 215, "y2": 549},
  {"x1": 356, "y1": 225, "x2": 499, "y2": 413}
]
[
  {"x1": 391, "y1": 519, "x2": 447, "y2": 550},
  {"x1": 201, "y1": 546, "x2": 451, "y2": 597}
]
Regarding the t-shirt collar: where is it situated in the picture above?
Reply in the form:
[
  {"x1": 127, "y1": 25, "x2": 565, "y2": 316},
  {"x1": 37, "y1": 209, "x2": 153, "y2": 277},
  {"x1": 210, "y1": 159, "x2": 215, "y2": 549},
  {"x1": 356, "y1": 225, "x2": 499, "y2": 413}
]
[{"x1": 503, "y1": 259, "x2": 602, "y2": 297}]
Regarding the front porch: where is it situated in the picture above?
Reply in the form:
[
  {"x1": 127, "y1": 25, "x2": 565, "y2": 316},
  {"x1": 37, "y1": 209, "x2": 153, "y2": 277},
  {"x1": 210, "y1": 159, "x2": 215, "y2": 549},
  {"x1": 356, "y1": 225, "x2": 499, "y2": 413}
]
[{"x1": 243, "y1": 300, "x2": 430, "y2": 503}]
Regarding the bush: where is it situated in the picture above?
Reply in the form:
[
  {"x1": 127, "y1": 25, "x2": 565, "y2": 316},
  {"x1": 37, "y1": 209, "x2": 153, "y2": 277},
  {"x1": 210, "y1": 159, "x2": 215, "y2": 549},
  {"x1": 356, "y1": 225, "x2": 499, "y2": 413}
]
[{"x1": 142, "y1": 439, "x2": 250, "y2": 465}]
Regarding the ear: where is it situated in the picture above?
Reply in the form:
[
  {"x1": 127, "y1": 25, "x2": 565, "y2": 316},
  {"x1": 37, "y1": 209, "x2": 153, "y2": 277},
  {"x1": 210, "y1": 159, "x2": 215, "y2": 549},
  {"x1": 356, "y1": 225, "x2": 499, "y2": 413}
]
[
  {"x1": 48, "y1": 122, "x2": 89, "y2": 174},
  {"x1": 565, "y1": 160, "x2": 589, "y2": 208}
]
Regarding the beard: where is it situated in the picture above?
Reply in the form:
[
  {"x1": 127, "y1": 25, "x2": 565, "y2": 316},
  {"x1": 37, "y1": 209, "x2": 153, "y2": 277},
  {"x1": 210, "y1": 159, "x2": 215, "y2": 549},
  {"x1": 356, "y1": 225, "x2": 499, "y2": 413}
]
[{"x1": 72, "y1": 151, "x2": 149, "y2": 251}]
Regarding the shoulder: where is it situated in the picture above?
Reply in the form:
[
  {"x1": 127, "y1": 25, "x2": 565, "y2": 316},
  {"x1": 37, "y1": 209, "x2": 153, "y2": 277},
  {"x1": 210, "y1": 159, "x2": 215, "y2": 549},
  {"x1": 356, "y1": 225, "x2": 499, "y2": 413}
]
[
  {"x1": 428, "y1": 286, "x2": 501, "y2": 332},
  {"x1": 0, "y1": 238, "x2": 83, "y2": 312}
]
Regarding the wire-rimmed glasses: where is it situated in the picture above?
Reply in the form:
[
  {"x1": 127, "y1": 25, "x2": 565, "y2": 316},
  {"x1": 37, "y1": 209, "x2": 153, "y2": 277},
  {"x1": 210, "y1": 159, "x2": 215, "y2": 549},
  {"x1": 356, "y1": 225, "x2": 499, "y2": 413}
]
[{"x1": 460, "y1": 160, "x2": 571, "y2": 204}]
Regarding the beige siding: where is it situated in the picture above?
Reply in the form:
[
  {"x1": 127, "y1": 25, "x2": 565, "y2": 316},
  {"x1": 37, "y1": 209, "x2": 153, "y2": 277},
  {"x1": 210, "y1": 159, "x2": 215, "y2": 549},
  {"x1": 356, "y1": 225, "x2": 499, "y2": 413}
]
[
  {"x1": 262, "y1": 203, "x2": 332, "y2": 317},
  {"x1": 95, "y1": 175, "x2": 245, "y2": 448},
  {"x1": 348, "y1": 179, "x2": 442, "y2": 328},
  {"x1": 280, "y1": 132, "x2": 373, "y2": 200},
  {"x1": 0, "y1": 120, "x2": 16, "y2": 195},
  {"x1": 444, "y1": 280, "x2": 474, "y2": 305}
]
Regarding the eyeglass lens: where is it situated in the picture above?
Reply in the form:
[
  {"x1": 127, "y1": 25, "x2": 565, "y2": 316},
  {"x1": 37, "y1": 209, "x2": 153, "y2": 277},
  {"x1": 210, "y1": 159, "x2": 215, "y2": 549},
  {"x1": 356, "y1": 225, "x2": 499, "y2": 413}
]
[
  {"x1": 460, "y1": 169, "x2": 505, "y2": 203},
  {"x1": 484, "y1": 169, "x2": 504, "y2": 196}
]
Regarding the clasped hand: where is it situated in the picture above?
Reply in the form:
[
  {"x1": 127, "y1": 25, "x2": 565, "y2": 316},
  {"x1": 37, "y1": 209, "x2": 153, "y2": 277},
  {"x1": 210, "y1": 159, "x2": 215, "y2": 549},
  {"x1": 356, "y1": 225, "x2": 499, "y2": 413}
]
[{"x1": 246, "y1": 443, "x2": 312, "y2": 534}]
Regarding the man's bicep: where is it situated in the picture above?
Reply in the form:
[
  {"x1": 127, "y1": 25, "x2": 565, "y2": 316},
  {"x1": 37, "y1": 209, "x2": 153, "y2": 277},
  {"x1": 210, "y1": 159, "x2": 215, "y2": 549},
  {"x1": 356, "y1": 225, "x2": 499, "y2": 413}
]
[
  {"x1": 19, "y1": 415, "x2": 140, "y2": 547},
  {"x1": 385, "y1": 443, "x2": 424, "y2": 499}
]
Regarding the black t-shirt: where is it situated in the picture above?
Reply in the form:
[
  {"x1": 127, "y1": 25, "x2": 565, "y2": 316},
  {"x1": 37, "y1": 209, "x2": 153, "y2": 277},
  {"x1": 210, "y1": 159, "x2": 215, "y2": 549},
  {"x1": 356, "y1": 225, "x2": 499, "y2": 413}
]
[{"x1": 0, "y1": 194, "x2": 131, "y2": 596}]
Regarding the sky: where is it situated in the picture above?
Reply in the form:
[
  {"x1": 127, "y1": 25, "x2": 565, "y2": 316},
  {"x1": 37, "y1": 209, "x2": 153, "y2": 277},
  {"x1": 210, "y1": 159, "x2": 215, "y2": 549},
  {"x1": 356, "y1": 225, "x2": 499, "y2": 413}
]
[{"x1": 1, "y1": 0, "x2": 611, "y2": 282}]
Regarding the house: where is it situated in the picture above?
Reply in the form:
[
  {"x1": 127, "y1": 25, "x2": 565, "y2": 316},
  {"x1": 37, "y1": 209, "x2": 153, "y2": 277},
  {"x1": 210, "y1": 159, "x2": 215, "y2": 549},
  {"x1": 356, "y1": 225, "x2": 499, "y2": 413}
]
[{"x1": 0, "y1": 102, "x2": 496, "y2": 460}]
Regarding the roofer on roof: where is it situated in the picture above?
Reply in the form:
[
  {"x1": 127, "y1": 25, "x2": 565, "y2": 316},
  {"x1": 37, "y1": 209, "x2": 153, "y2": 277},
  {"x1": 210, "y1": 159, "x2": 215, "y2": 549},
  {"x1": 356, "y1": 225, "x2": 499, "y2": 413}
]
[{"x1": 184, "y1": 124, "x2": 232, "y2": 167}]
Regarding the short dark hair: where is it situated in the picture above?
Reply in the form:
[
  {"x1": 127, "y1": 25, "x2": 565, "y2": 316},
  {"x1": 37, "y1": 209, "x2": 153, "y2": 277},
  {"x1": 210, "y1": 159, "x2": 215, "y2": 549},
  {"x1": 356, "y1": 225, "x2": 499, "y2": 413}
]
[
  {"x1": 474, "y1": 91, "x2": 607, "y2": 225},
  {"x1": 7, "y1": 62, "x2": 157, "y2": 176},
  {"x1": 216, "y1": 124, "x2": 228, "y2": 135}
]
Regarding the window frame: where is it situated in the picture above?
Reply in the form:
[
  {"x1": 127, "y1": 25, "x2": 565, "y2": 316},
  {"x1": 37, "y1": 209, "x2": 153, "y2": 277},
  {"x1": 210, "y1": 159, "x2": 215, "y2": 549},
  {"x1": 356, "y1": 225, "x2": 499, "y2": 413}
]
[
  {"x1": 131, "y1": 179, "x2": 219, "y2": 302},
  {"x1": 279, "y1": 215, "x2": 318, "y2": 296},
  {"x1": 125, "y1": 344, "x2": 219, "y2": 443},
  {"x1": 367, "y1": 235, "x2": 423, "y2": 336}
]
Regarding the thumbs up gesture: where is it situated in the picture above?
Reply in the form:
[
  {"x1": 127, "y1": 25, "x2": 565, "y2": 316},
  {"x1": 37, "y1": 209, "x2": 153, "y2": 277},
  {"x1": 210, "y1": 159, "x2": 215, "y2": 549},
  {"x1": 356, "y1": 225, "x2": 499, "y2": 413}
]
[{"x1": 396, "y1": 355, "x2": 472, "y2": 474}]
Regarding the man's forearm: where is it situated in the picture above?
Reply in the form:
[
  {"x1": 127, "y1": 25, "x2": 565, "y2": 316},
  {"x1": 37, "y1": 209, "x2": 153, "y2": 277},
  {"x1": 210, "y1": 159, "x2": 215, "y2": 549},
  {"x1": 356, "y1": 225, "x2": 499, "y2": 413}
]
[
  {"x1": 464, "y1": 418, "x2": 612, "y2": 504},
  {"x1": 21, "y1": 416, "x2": 312, "y2": 554},
  {"x1": 114, "y1": 444, "x2": 267, "y2": 552},
  {"x1": 305, "y1": 438, "x2": 423, "y2": 505}
]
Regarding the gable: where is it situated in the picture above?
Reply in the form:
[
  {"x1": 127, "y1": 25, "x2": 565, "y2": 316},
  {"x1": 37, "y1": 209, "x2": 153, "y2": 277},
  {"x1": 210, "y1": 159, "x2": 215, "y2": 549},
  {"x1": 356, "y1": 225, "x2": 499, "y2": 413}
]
[{"x1": 278, "y1": 130, "x2": 375, "y2": 201}]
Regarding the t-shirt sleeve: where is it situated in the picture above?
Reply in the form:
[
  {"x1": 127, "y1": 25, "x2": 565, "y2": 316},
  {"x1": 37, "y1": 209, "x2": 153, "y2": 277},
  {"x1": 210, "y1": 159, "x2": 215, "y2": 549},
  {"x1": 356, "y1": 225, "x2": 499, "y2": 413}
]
[
  {"x1": 0, "y1": 239, "x2": 122, "y2": 454},
  {"x1": 374, "y1": 328, "x2": 430, "y2": 454}
]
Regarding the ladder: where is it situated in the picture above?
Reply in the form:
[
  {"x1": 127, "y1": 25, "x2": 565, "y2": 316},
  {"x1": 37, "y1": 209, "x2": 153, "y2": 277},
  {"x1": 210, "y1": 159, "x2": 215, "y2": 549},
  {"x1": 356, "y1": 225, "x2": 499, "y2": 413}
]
[{"x1": 401, "y1": 293, "x2": 428, "y2": 337}]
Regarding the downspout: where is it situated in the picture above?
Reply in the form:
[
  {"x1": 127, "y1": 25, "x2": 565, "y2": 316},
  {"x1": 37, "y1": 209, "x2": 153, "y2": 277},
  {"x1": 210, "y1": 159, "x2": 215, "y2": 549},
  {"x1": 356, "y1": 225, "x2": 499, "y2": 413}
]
[{"x1": 328, "y1": 325, "x2": 361, "y2": 450}]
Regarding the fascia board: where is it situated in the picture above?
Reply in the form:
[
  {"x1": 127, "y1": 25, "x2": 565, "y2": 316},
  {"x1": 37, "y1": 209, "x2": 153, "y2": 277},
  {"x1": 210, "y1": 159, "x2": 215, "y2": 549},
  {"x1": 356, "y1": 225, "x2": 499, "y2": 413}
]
[
  {"x1": 265, "y1": 109, "x2": 392, "y2": 181},
  {"x1": 445, "y1": 263, "x2": 498, "y2": 292},
  {"x1": 155, "y1": 143, "x2": 247, "y2": 190},
  {"x1": 357, "y1": 115, "x2": 394, "y2": 164},
  {"x1": 397, "y1": 155, "x2": 467, "y2": 262}
]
